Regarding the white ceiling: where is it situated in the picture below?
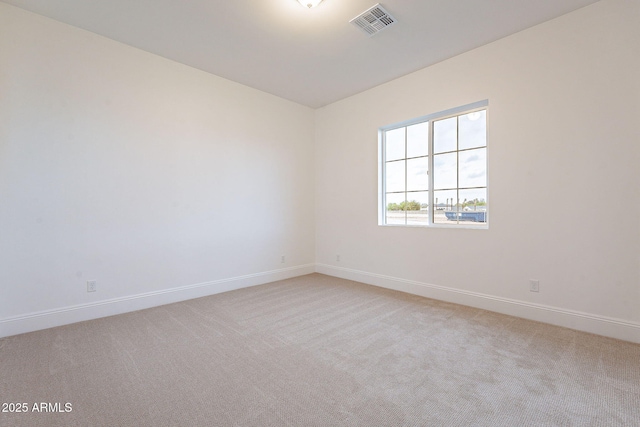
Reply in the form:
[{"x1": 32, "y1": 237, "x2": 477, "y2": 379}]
[{"x1": 2, "y1": 0, "x2": 600, "y2": 108}]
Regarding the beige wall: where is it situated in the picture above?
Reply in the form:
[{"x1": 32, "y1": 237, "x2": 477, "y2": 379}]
[
  {"x1": 315, "y1": 0, "x2": 640, "y2": 340},
  {"x1": 0, "y1": 3, "x2": 316, "y2": 335}
]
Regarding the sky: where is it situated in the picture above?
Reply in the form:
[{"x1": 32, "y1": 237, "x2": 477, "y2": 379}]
[{"x1": 384, "y1": 110, "x2": 487, "y2": 207}]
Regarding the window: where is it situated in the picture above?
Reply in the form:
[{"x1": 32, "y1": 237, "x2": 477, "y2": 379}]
[{"x1": 379, "y1": 101, "x2": 488, "y2": 227}]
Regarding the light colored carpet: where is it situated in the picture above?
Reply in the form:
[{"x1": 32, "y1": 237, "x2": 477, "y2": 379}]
[{"x1": 1, "y1": 273, "x2": 638, "y2": 426}]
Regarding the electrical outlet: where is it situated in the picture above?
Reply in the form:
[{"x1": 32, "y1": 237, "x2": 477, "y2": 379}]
[
  {"x1": 336, "y1": 254, "x2": 340, "y2": 262},
  {"x1": 281, "y1": 255, "x2": 285, "y2": 263},
  {"x1": 529, "y1": 279, "x2": 539, "y2": 293},
  {"x1": 87, "y1": 280, "x2": 97, "y2": 292}
]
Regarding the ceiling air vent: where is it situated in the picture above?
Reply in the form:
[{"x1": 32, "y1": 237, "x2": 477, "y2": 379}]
[{"x1": 350, "y1": 3, "x2": 396, "y2": 37}]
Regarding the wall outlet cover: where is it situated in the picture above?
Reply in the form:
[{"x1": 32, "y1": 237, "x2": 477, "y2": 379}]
[
  {"x1": 529, "y1": 280, "x2": 539, "y2": 293},
  {"x1": 87, "y1": 280, "x2": 97, "y2": 292}
]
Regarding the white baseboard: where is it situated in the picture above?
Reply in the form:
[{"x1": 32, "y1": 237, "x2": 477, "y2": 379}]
[
  {"x1": 4, "y1": 263, "x2": 638, "y2": 344},
  {"x1": 315, "y1": 263, "x2": 640, "y2": 344},
  {"x1": 0, "y1": 264, "x2": 315, "y2": 339}
]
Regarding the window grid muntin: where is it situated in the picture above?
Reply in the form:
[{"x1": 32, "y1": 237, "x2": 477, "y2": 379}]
[
  {"x1": 381, "y1": 102, "x2": 488, "y2": 228},
  {"x1": 384, "y1": 125, "x2": 430, "y2": 225}
]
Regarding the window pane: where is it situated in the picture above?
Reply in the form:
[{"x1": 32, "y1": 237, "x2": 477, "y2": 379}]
[
  {"x1": 385, "y1": 128, "x2": 405, "y2": 161},
  {"x1": 433, "y1": 117, "x2": 457, "y2": 154},
  {"x1": 459, "y1": 110, "x2": 486, "y2": 150},
  {"x1": 407, "y1": 122, "x2": 428, "y2": 158},
  {"x1": 385, "y1": 192, "x2": 406, "y2": 225},
  {"x1": 406, "y1": 191, "x2": 429, "y2": 225},
  {"x1": 459, "y1": 188, "x2": 487, "y2": 223},
  {"x1": 433, "y1": 189, "x2": 457, "y2": 224},
  {"x1": 433, "y1": 152, "x2": 457, "y2": 190},
  {"x1": 459, "y1": 148, "x2": 486, "y2": 188},
  {"x1": 380, "y1": 103, "x2": 488, "y2": 228},
  {"x1": 406, "y1": 157, "x2": 429, "y2": 192},
  {"x1": 385, "y1": 160, "x2": 405, "y2": 193}
]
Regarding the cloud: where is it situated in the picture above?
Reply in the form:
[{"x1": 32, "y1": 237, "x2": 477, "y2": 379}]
[{"x1": 467, "y1": 171, "x2": 485, "y2": 180}]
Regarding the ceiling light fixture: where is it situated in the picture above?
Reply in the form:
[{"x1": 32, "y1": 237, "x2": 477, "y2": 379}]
[{"x1": 297, "y1": 0, "x2": 323, "y2": 8}]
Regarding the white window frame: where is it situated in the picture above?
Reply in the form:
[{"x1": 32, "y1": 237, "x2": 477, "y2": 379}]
[{"x1": 378, "y1": 100, "x2": 489, "y2": 229}]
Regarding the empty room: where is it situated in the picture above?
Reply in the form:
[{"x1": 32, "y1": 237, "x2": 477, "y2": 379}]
[{"x1": 1, "y1": 0, "x2": 639, "y2": 425}]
